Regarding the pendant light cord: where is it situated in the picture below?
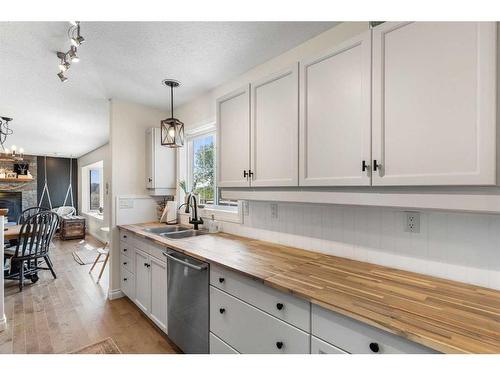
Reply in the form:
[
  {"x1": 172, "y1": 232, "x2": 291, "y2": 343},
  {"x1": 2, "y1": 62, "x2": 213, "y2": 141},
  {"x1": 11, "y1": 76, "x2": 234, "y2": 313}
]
[{"x1": 170, "y1": 84, "x2": 174, "y2": 119}]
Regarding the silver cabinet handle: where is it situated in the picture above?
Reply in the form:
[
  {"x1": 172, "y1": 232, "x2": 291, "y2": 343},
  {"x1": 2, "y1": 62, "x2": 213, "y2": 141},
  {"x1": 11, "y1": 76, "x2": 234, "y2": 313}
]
[{"x1": 162, "y1": 251, "x2": 208, "y2": 271}]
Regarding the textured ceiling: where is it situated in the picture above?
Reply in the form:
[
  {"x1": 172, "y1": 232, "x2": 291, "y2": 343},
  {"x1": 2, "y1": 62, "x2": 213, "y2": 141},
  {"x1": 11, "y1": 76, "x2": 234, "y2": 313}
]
[{"x1": 0, "y1": 21, "x2": 338, "y2": 157}]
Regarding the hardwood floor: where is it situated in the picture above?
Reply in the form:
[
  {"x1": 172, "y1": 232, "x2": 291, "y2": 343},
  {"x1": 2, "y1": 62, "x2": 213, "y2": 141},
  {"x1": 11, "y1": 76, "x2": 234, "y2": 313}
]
[{"x1": 0, "y1": 235, "x2": 179, "y2": 354}]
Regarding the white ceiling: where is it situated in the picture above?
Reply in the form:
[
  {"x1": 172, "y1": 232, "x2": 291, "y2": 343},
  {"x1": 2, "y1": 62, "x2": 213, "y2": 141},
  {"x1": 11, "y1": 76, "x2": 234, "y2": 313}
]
[{"x1": 0, "y1": 21, "x2": 337, "y2": 157}]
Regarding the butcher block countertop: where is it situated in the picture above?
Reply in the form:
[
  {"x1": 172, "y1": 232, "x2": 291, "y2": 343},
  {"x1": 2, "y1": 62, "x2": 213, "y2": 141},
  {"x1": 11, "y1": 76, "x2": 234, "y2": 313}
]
[{"x1": 119, "y1": 222, "x2": 500, "y2": 354}]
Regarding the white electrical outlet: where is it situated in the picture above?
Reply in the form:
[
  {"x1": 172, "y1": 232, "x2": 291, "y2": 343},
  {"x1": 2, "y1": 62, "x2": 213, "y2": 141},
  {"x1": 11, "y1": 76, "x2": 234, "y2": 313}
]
[
  {"x1": 270, "y1": 203, "x2": 279, "y2": 219},
  {"x1": 405, "y1": 211, "x2": 420, "y2": 233}
]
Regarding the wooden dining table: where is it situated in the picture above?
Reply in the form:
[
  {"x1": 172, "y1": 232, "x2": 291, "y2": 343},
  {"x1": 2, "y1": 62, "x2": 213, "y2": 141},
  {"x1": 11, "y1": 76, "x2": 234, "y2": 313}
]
[{"x1": 4, "y1": 224, "x2": 22, "y2": 241}]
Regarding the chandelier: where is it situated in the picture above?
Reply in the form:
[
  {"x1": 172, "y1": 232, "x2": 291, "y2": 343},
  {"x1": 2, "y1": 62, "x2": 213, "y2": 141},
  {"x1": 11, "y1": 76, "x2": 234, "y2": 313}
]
[
  {"x1": 160, "y1": 79, "x2": 185, "y2": 148},
  {"x1": 56, "y1": 21, "x2": 85, "y2": 82},
  {"x1": 0, "y1": 117, "x2": 24, "y2": 161}
]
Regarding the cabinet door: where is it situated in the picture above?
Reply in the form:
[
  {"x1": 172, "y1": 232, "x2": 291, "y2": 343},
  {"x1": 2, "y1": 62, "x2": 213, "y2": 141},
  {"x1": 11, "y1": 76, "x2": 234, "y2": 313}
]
[
  {"x1": 153, "y1": 128, "x2": 176, "y2": 189},
  {"x1": 372, "y1": 22, "x2": 497, "y2": 186},
  {"x1": 150, "y1": 256, "x2": 167, "y2": 333},
  {"x1": 216, "y1": 85, "x2": 251, "y2": 187},
  {"x1": 145, "y1": 128, "x2": 154, "y2": 188},
  {"x1": 134, "y1": 248, "x2": 151, "y2": 313},
  {"x1": 300, "y1": 30, "x2": 372, "y2": 186},
  {"x1": 250, "y1": 64, "x2": 299, "y2": 186}
]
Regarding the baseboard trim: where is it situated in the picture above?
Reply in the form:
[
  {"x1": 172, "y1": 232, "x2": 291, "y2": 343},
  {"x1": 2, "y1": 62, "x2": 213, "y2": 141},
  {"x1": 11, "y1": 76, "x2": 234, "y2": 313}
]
[
  {"x1": 0, "y1": 314, "x2": 6, "y2": 332},
  {"x1": 108, "y1": 289, "x2": 124, "y2": 300}
]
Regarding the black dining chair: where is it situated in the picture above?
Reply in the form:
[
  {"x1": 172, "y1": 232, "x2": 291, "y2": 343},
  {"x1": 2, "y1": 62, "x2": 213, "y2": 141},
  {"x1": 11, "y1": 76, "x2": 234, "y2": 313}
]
[
  {"x1": 4, "y1": 211, "x2": 60, "y2": 291},
  {"x1": 17, "y1": 206, "x2": 50, "y2": 225}
]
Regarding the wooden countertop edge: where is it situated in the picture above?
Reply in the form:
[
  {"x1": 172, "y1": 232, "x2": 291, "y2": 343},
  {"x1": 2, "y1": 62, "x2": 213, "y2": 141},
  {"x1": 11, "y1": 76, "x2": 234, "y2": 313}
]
[{"x1": 118, "y1": 224, "x2": 498, "y2": 354}]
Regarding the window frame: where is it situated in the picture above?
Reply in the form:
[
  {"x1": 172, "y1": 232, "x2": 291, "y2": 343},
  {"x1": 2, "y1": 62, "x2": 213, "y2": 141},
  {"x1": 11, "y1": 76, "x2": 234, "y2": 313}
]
[
  {"x1": 182, "y1": 123, "x2": 241, "y2": 223},
  {"x1": 88, "y1": 166, "x2": 104, "y2": 213}
]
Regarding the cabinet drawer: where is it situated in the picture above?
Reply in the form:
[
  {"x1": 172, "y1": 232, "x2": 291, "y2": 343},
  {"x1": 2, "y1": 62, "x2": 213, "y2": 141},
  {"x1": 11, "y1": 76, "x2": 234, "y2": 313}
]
[
  {"x1": 210, "y1": 287, "x2": 309, "y2": 354},
  {"x1": 210, "y1": 333, "x2": 239, "y2": 354},
  {"x1": 311, "y1": 336, "x2": 347, "y2": 354},
  {"x1": 148, "y1": 241, "x2": 167, "y2": 261},
  {"x1": 120, "y1": 241, "x2": 134, "y2": 258},
  {"x1": 210, "y1": 264, "x2": 310, "y2": 331},
  {"x1": 312, "y1": 305, "x2": 437, "y2": 354},
  {"x1": 121, "y1": 267, "x2": 135, "y2": 300},
  {"x1": 120, "y1": 230, "x2": 130, "y2": 243},
  {"x1": 120, "y1": 253, "x2": 134, "y2": 274}
]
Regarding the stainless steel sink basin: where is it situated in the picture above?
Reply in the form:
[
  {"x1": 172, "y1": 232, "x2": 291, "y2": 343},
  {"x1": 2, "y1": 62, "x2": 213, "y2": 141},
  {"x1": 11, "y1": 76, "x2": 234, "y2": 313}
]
[
  {"x1": 144, "y1": 226, "x2": 188, "y2": 235},
  {"x1": 161, "y1": 229, "x2": 209, "y2": 239}
]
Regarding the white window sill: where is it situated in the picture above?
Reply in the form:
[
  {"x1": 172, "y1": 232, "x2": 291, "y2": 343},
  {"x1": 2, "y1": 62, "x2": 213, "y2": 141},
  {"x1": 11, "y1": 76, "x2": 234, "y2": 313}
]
[{"x1": 82, "y1": 211, "x2": 104, "y2": 221}]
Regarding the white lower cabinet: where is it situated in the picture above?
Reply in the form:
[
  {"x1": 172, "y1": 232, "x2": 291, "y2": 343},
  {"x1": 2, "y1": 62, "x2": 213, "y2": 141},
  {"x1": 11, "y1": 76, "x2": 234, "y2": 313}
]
[
  {"x1": 311, "y1": 336, "x2": 348, "y2": 354},
  {"x1": 120, "y1": 267, "x2": 135, "y2": 300},
  {"x1": 210, "y1": 333, "x2": 239, "y2": 354},
  {"x1": 119, "y1": 230, "x2": 168, "y2": 334},
  {"x1": 210, "y1": 287, "x2": 309, "y2": 354},
  {"x1": 134, "y1": 248, "x2": 151, "y2": 313},
  {"x1": 312, "y1": 305, "x2": 437, "y2": 354},
  {"x1": 210, "y1": 264, "x2": 310, "y2": 331}
]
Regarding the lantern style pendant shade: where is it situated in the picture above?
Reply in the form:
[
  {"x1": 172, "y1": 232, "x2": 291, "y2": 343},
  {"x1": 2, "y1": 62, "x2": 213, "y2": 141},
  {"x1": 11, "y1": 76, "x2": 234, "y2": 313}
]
[{"x1": 161, "y1": 79, "x2": 184, "y2": 148}]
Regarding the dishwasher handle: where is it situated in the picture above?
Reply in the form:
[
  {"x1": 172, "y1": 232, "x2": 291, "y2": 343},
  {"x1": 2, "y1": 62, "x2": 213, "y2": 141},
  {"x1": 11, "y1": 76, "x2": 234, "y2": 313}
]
[{"x1": 163, "y1": 251, "x2": 208, "y2": 271}]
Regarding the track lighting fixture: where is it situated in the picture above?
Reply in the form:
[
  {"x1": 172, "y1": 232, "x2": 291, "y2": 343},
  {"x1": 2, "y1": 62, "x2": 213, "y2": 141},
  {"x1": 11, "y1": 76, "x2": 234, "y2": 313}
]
[{"x1": 56, "y1": 21, "x2": 85, "y2": 82}]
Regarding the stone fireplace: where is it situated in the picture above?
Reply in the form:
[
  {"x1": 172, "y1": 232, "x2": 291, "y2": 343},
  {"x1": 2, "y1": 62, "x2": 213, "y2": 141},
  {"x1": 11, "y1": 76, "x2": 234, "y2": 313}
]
[
  {"x1": 0, "y1": 155, "x2": 38, "y2": 222},
  {"x1": 0, "y1": 191, "x2": 22, "y2": 222}
]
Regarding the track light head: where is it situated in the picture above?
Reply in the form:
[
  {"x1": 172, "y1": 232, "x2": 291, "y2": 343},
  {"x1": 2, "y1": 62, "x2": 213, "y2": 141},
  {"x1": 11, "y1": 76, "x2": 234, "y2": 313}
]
[
  {"x1": 59, "y1": 61, "x2": 70, "y2": 72},
  {"x1": 71, "y1": 35, "x2": 85, "y2": 47},
  {"x1": 57, "y1": 71, "x2": 68, "y2": 82},
  {"x1": 68, "y1": 46, "x2": 79, "y2": 62}
]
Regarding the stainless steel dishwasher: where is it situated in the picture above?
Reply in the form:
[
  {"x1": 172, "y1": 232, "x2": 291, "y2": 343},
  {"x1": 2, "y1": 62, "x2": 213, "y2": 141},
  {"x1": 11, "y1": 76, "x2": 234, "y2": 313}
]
[{"x1": 164, "y1": 248, "x2": 209, "y2": 354}]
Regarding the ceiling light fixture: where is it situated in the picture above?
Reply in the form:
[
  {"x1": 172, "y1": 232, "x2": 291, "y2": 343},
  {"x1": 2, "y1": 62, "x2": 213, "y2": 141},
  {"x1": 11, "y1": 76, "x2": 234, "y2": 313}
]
[
  {"x1": 56, "y1": 21, "x2": 85, "y2": 82},
  {"x1": 160, "y1": 79, "x2": 185, "y2": 148},
  {"x1": 0, "y1": 117, "x2": 24, "y2": 161}
]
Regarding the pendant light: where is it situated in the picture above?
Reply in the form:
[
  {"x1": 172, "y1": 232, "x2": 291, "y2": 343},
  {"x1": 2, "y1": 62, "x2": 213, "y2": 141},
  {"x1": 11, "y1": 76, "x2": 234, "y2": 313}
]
[{"x1": 160, "y1": 79, "x2": 184, "y2": 148}]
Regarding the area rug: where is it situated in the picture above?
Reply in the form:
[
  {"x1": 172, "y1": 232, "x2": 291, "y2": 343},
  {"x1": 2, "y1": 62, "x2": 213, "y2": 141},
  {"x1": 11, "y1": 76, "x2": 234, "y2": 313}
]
[
  {"x1": 71, "y1": 337, "x2": 121, "y2": 354},
  {"x1": 72, "y1": 246, "x2": 104, "y2": 265}
]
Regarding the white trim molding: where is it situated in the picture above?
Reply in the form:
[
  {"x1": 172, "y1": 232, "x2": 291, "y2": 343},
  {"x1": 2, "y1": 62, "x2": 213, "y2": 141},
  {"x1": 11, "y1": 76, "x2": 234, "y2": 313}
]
[
  {"x1": 108, "y1": 289, "x2": 125, "y2": 300},
  {"x1": 0, "y1": 314, "x2": 6, "y2": 332}
]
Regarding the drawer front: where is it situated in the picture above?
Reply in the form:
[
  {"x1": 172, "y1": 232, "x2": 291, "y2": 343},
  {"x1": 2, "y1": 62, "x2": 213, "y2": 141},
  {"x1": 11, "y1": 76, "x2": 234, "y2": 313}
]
[
  {"x1": 312, "y1": 305, "x2": 437, "y2": 354},
  {"x1": 311, "y1": 336, "x2": 348, "y2": 354},
  {"x1": 121, "y1": 253, "x2": 134, "y2": 274},
  {"x1": 148, "y1": 241, "x2": 167, "y2": 261},
  {"x1": 210, "y1": 333, "x2": 239, "y2": 354},
  {"x1": 210, "y1": 264, "x2": 310, "y2": 331},
  {"x1": 210, "y1": 287, "x2": 310, "y2": 354},
  {"x1": 120, "y1": 241, "x2": 134, "y2": 258},
  {"x1": 121, "y1": 267, "x2": 135, "y2": 299},
  {"x1": 120, "y1": 230, "x2": 130, "y2": 243}
]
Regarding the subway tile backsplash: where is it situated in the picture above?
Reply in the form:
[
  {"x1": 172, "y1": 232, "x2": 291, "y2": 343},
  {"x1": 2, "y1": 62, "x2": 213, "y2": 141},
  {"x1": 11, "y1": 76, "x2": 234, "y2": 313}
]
[{"x1": 220, "y1": 202, "x2": 500, "y2": 290}]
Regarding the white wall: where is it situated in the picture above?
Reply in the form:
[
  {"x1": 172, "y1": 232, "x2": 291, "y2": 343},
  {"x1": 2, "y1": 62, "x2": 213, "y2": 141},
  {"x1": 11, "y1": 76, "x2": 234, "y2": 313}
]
[
  {"x1": 109, "y1": 99, "x2": 169, "y2": 293},
  {"x1": 220, "y1": 202, "x2": 500, "y2": 290},
  {"x1": 175, "y1": 21, "x2": 500, "y2": 290},
  {"x1": 175, "y1": 22, "x2": 368, "y2": 129},
  {"x1": 78, "y1": 143, "x2": 110, "y2": 242}
]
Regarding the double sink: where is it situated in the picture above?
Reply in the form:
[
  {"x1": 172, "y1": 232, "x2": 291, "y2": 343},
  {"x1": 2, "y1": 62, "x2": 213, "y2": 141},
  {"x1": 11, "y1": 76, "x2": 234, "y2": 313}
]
[{"x1": 144, "y1": 225, "x2": 209, "y2": 239}]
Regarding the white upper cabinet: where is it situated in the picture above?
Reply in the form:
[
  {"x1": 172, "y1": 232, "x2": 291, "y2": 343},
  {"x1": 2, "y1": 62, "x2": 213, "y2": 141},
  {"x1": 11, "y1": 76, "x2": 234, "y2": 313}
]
[
  {"x1": 299, "y1": 31, "x2": 372, "y2": 186},
  {"x1": 372, "y1": 22, "x2": 497, "y2": 186},
  {"x1": 145, "y1": 128, "x2": 176, "y2": 192},
  {"x1": 250, "y1": 64, "x2": 299, "y2": 186},
  {"x1": 216, "y1": 85, "x2": 251, "y2": 187}
]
